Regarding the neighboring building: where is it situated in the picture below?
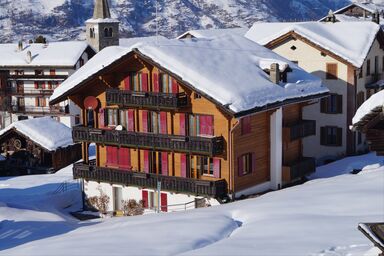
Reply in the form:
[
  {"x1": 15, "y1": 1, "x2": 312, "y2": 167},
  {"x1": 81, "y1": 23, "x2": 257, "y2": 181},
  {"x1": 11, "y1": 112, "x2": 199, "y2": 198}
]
[
  {"x1": 50, "y1": 35, "x2": 327, "y2": 212},
  {"x1": 319, "y1": 2, "x2": 383, "y2": 23},
  {"x1": 246, "y1": 21, "x2": 384, "y2": 164},
  {"x1": 0, "y1": 117, "x2": 81, "y2": 175},
  {"x1": 86, "y1": 0, "x2": 120, "y2": 52},
  {"x1": 0, "y1": 41, "x2": 95, "y2": 128},
  {"x1": 177, "y1": 27, "x2": 248, "y2": 39},
  {"x1": 352, "y1": 89, "x2": 384, "y2": 155}
]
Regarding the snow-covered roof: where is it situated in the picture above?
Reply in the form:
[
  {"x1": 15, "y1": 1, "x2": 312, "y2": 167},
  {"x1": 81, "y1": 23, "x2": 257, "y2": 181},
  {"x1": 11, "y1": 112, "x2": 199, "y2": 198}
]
[
  {"x1": 177, "y1": 27, "x2": 248, "y2": 39},
  {"x1": 51, "y1": 35, "x2": 327, "y2": 114},
  {"x1": 0, "y1": 41, "x2": 89, "y2": 68},
  {"x1": 119, "y1": 36, "x2": 168, "y2": 48},
  {"x1": 352, "y1": 89, "x2": 384, "y2": 126},
  {"x1": 0, "y1": 117, "x2": 74, "y2": 151},
  {"x1": 245, "y1": 21, "x2": 381, "y2": 68},
  {"x1": 334, "y1": 2, "x2": 382, "y2": 15}
]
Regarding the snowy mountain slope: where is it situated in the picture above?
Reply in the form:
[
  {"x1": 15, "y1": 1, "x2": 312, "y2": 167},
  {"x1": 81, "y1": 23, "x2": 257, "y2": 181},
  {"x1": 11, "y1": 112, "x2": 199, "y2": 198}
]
[
  {"x1": 0, "y1": 153, "x2": 383, "y2": 255},
  {"x1": 0, "y1": 0, "x2": 350, "y2": 43}
]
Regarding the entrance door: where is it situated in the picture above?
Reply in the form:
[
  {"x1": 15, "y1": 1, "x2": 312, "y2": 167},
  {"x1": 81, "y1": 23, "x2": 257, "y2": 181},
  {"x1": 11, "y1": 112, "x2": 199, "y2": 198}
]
[{"x1": 113, "y1": 187, "x2": 123, "y2": 211}]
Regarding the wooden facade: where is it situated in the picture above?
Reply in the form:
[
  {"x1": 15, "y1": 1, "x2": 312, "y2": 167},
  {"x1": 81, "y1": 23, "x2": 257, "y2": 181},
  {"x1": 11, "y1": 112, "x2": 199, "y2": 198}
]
[
  {"x1": 0, "y1": 128, "x2": 81, "y2": 175},
  {"x1": 60, "y1": 51, "x2": 320, "y2": 199}
]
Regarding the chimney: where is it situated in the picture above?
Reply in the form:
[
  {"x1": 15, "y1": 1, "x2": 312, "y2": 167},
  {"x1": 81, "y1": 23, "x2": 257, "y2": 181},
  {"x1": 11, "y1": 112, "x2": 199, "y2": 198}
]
[
  {"x1": 26, "y1": 51, "x2": 32, "y2": 63},
  {"x1": 270, "y1": 63, "x2": 280, "y2": 84},
  {"x1": 372, "y1": 10, "x2": 380, "y2": 24},
  {"x1": 18, "y1": 41, "x2": 23, "y2": 51},
  {"x1": 325, "y1": 10, "x2": 336, "y2": 23}
]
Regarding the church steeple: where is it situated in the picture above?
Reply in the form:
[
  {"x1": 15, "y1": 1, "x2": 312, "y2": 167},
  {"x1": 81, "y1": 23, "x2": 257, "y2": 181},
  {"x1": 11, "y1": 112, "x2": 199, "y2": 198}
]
[
  {"x1": 86, "y1": 0, "x2": 119, "y2": 52},
  {"x1": 93, "y1": 0, "x2": 111, "y2": 19}
]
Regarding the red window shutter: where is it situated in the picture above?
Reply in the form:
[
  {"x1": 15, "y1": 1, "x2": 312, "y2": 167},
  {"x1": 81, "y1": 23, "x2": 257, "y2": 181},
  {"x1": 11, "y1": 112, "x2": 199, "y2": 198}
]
[
  {"x1": 198, "y1": 116, "x2": 205, "y2": 135},
  {"x1": 118, "y1": 148, "x2": 131, "y2": 169},
  {"x1": 106, "y1": 146, "x2": 113, "y2": 165},
  {"x1": 179, "y1": 113, "x2": 186, "y2": 136},
  {"x1": 99, "y1": 108, "x2": 105, "y2": 128},
  {"x1": 112, "y1": 147, "x2": 118, "y2": 165},
  {"x1": 153, "y1": 73, "x2": 159, "y2": 92},
  {"x1": 160, "y1": 112, "x2": 167, "y2": 134},
  {"x1": 171, "y1": 78, "x2": 179, "y2": 93},
  {"x1": 34, "y1": 82, "x2": 38, "y2": 89},
  {"x1": 142, "y1": 190, "x2": 148, "y2": 208},
  {"x1": 143, "y1": 150, "x2": 149, "y2": 173},
  {"x1": 35, "y1": 98, "x2": 38, "y2": 107},
  {"x1": 142, "y1": 110, "x2": 148, "y2": 132},
  {"x1": 206, "y1": 115, "x2": 213, "y2": 136},
  {"x1": 161, "y1": 193, "x2": 167, "y2": 212},
  {"x1": 213, "y1": 158, "x2": 220, "y2": 178},
  {"x1": 48, "y1": 82, "x2": 52, "y2": 90},
  {"x1": 124, "y1": 75, "x2": 130, "y2": 90},
  {"x1": 238, "y1": 156, "x2": 243, "y2": 177},
  {"x1": 42, "y1": 82, "x2": 46, "y2": 89},
  {"x1": 128, "y1": 110, "x2": 134, "y2": 132},
  {"x1": 252, "y1": 153, "x2": 256, "y2": 173},
  {"x1": 180, "y1": 154, "x2": 187, "y2": 177},
  {"x1": 161, "y1": 152, "x2": 168, "y2": 175},
  {"x1": 141, "y1": 73, "x2": 148, "y2": 92}
]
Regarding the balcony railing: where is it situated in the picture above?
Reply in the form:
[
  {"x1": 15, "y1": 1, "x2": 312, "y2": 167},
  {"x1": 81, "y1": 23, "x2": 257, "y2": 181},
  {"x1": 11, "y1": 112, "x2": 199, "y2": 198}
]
[
  {"x1": 284, "y1": 120, "x2": 316, "y2": 141},
  {"x1": 106, "y1": 89, "x2": 188, "y2": 110},
  {"x1": 73, "y1": 126, "x2": 224, "y2": 157},
  {"x1": 10, "y1": 105, "x2": 67, "y2": 115},
  {"x1": 283, "y1": 157, "x2": 316, "y2": 182},
  {"x1": 3, "y1": 88, "x2": 54, "y2": 96},
  {"x1": 73, "y1": 161, "x2": 228, "y2": 198}
]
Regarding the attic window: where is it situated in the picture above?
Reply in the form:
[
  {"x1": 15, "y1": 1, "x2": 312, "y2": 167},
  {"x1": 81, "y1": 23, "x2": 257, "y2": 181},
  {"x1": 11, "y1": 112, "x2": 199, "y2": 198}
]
[
  {"x1": 194, "y1": 93, "x2": 202, "y2": 99},
  {"x1": 290, "y1": 45, "x2": 297, "y2": 51},
  {"x1": 321, "y1": 52, "x2": 327, "y2": 57}
]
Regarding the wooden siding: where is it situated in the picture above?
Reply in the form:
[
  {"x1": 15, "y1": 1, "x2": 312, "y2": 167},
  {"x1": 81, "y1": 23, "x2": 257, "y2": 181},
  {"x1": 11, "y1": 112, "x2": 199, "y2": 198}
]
[{"x1": 232, "y1": 111, "x2": 271, "y2": 192}]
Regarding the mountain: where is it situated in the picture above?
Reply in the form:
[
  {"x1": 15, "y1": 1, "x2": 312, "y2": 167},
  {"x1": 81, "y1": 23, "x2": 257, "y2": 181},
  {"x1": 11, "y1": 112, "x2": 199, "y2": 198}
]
[{"x1": 0, "y1": 0, "x2": 352, "y2": 43}]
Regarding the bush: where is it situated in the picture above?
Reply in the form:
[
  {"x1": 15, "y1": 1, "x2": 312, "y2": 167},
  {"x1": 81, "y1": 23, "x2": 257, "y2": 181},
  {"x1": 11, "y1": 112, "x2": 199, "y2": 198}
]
[
  {"x1": 122, "y1": 199, "x2": 144, "y2": 216},
  {"x1": 86, "y1": 188, "x2": 110, "y2": 213}
]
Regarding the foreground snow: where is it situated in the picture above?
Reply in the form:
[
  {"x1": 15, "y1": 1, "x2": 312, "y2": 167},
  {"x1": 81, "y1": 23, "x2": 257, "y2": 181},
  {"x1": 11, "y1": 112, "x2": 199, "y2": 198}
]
[{"x1": 0, "y1": 154, "x2": 383, "y2": 256}]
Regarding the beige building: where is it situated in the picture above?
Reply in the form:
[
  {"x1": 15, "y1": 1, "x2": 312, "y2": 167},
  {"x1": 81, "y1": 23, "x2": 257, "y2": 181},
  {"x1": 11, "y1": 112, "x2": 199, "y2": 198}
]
[{"x1": 246, "y1": 21, "x2": 384, "y2": 164}]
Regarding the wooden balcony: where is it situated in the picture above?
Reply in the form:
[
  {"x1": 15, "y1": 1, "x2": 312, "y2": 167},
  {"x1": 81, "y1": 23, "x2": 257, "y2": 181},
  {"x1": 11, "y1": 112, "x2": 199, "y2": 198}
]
[
  {"x1": 4, "y1": 88, "x2": 54, "y2": 96},
  {"x1": 283, "y1": 120, "x2": 316, "y2": 141},
  {"x1": 106, "y1": 89, "x2": 188, "y2": 110},
  {"x1": 73, "y1": 161, "x2": 228, "y2": 198},
  {"x1": 73, "y1": 126, "x2": 225, "y2": 157},
  {"x1": 283, "y1": 157, "x2": 316, "y2": 182},
  {"x1": 10, "y1": 105, "x2": 67, "y2": 115}
]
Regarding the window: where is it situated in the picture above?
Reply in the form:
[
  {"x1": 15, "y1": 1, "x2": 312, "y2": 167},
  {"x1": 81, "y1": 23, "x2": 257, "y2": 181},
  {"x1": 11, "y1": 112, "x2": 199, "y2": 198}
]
[
  {"x1": 241, "y1": 116, "x2": 252, "y2": 135},
  {"x1": 107, "y1": 108, "x2": 118, "y2": 126},
  {"x1": 104, "y1": 27, "x2": 113, "y2": 38},
  {"x1": 15, "y1": 70, "x2": 24, "y2": 75},
  {"x1": 238, "y1": 153, "x2": 253, "y2": 176},
  {"x1": 35, "y1": 70, "x2": 43, "y2": 76},
  {"x1": 326, "y1": 63, "x2": 338, "y2": 80},
  {"x1": 196, "y1": 156, "x2": 214, "y2": 176},
  {"x1": 357, "y1": 132, "x2": 362, "y2": 145},
  {"x1": 34, "y1": 81, "x2": 46, "y2": 89},
  {"x1": 320, "y1": 94, "x2": 342, "y2": 114},
  {"x1": 366, "y1": 59, "x2": 371, "y2": 76},
  {"x1": 194, "y1": 93, "x2": 202, "y2": 99},
  {"x1": 80, "y1": 58, "x2": 85, "y2": 67},
  {"x1": 290, "y1": 45, "x2": 297, "y2": 50},
  {"x1": 35, "y1": 97, "x2": 46, "y2": 107},
  {"x1": 357, "y1": 91, "x2": 365, "y2": 108},
  {"x1": 50, "y1": 69, "x2": 56, "y2": 76},
  {"x1": 189, "y1": 114, "x2": 213, "y2": 136},
  {"x1": 160, "y1": 73, "x2": 172, "y2": 93},
  {"x1": 320, "y1": 126, "x2": 342, "y2": 146},
  {"x1": 75, "y1": 114, "x2": 80, "y2": 125}
]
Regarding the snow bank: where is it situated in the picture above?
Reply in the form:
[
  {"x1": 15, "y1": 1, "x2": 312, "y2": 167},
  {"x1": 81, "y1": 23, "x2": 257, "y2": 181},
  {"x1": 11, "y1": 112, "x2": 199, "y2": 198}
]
[
  {"x1": 0, "y1": 117, "x2": 74, "y2": 151},
  {"x1": 245, "y1": 21, "x2": 380, "y2": 68},
  {"x1": 51, "y1": 35, "x2": 327, "y2": 113},
  {"x1": 0, "y1": 41, "x2": 88, "y2": 67},
  {"x1": 353, "y1": 89, "x2": 384, "y2": 125},
  {"x1": 1, "y1": 155, "x2": 383, "y2": 255}
]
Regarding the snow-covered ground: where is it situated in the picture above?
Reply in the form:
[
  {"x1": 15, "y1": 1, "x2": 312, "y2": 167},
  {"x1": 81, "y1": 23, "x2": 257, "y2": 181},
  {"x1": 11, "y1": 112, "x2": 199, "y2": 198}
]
[{"x1": 0, "y1": 153, "x2": 383, "y2": 256}]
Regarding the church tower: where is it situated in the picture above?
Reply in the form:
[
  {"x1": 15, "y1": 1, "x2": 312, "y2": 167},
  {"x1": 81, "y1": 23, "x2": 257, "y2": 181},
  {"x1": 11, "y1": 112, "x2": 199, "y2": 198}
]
[{"x1": 86, "y1": 0, "x2": 119, "y2": 52}]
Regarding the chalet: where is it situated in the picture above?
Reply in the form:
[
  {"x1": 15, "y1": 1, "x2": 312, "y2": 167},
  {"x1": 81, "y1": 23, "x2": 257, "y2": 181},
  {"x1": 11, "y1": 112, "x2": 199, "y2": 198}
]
[
  {"x1": 177, "y1": 27, "x2": 248, "y2": 39},
  {"x1": 0, "y1": 117, "x2": 81, "y2": 175},
  {"x1": 358, "y1": 223, "x2": 384, "y2": 255},
  {"x1": 49, "y1": 34, "x2": 328, "y2": 212},
  {"x1": 246, "y1": 21, "x2": 384, "y2": 164},
  {"x1": 319, "y1": 2, "x2": 383, "y2": 23},
  {"x1": 352, "y1": 89, "x2": 384, "y2": 155},
  {"x1": 0, "y1": 41, "x2": 95, "y2": 128}
]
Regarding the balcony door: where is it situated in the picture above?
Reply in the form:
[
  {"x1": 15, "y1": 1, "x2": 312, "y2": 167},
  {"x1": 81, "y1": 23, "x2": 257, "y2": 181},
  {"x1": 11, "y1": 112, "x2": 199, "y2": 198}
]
[
  {"x1": 188, "y1": 114, "x2": 213, "y2": 137},
  {"x1": 144, "y1": 150, "x2": 168, "y2": 175}
]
